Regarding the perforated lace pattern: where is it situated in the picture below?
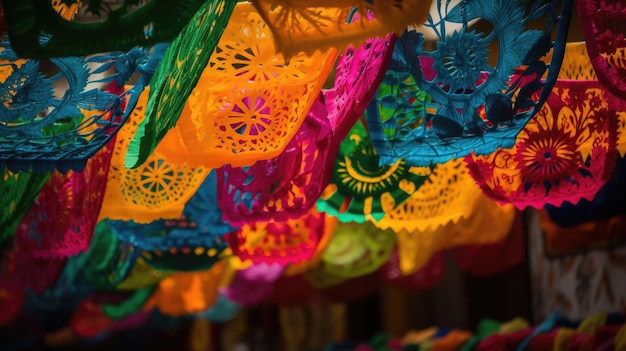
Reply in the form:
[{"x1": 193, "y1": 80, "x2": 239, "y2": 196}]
[
  {"x1": 578, "y1": 0, "x2": 626, "y2": 98},
  {"x1": 0, "y1": 38, "x2": 160, "y2": 172},
  {"x1": 366, "y1": 0, "x2": 572, "y2": 166},
  {"x1": 316, "y1": 119, "x2": 431, "y2": 223},
  {"x1": 109, "y1": 171, "x2": 236, "y2": 251},
  {"x1": 99, "y1": 89, "x2": 209, "y2": 223},
  {"x1": 373, "y1": 158, "x2": 483, "y2": 232},
  {"x1": 466, "y1": 43, "x2": 619, "y2": 209},
  {"x1": 557, "y1": 42, "x2": 626, "y2": 156},
  {"x1": 250, "y1": 0, "x2": 432, "y2": 57},
  {"x1": 217, "y1": 34, "x2": 395, "y2": 225},
  {"x1": 283, "y1": 215, "x2": 337, "y2": 276},
  {"x1": 14, "y1": 137, "x2": 114, "y2": 259},
  {"x1": 217, "y1": 101, "x2": 335, "y2": 225},
  {"x1": 125, "y1": 0, "x2": 237, "y2": 168},
  {"x1": 226, "y1": 209, "x2": 327, "y2": 267},
  {"x1": 173, "y1": 3, "x2": 338, "y2": 169},
  {"x1": 325, "y1": 33, "x2": 397, "y2": 139}
]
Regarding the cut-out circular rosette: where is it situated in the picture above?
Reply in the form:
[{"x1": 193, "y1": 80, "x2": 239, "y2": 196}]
[
  {"x1": 217, "y1": 103, "x2": 335, "y2": 225},
  {"x1": 317, "y1": 119, "x2": 431, "y2": 223},
  {"x1": 366, "y1": 0, "x2": 572, "y2": 166},
  {"x1": 217, "y1": 34, "x2": 396, "y2": 225},
  {"x1": 466, "y1": 42, "x2": 620, "y2": 210},
  {"x1": 99, "y1": 88, "x2": 210, "y2": 224},
  {"x1": 578, "y1": 0, "x2": 626, "y2": 99},
  {"x1": 0, "y1": 37, "x2": 164, "y2": 172},
  {"x1": 108, "y1": 171, "x2": 236, "y2": 272},
  {"x1": 164, "y1": 2, "x2": 338, "y2": 169},
  {"x1": 109, "y1": 171, "x2": 235, "y2": 250},
  {"x1": 124, "y1": 0, "x2": 237, "y2": 168}
]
